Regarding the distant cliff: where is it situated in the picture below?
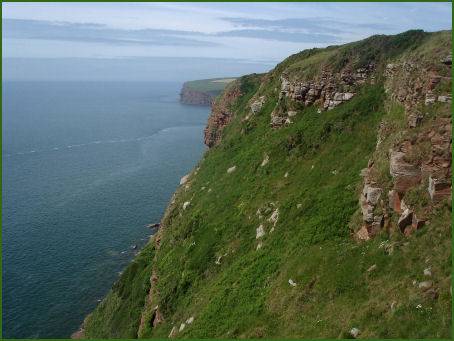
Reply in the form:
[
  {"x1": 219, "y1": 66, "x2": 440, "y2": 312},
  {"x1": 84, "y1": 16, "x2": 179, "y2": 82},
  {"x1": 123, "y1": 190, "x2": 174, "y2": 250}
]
[
  {"x1": 180, "y1": 78, "x2": 236, "y2": 106},
  {"x1": 180, "y1": 84, "x2": 214, "y2": 105}
]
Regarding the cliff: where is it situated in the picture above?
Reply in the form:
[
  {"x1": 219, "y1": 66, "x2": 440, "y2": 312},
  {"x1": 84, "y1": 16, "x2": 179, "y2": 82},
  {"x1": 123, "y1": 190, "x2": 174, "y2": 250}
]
[
  {"x1": 180, "y1": 78, "x2": 236, "y2": 106},
  {"x1": 81, "y1": 30, "x2": 452, "y2": 339}
]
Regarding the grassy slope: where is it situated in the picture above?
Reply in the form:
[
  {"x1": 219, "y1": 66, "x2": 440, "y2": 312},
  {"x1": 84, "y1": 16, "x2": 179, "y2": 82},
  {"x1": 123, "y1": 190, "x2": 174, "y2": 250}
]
[
  {"x1": 83, "y1": 243, "x2": 155, "y2": 338},
  {"x1": 184, "y1": 78, "x2": 236, "y2": 96},
  {"x1": 84, "y1": 31, "x2": 451, "y2": 339}
]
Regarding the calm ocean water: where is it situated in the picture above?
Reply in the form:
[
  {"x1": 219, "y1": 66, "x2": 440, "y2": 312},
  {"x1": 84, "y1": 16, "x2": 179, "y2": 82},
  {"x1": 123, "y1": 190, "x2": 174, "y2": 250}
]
[{"x1": 2, "y1": 81, "x2": 210, "y2": 338}]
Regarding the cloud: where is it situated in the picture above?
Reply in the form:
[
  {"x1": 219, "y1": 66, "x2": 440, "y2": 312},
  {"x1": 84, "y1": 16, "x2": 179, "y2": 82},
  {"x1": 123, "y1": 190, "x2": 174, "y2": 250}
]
[
  {"x1": 222, "y1": 17, "x2": 395, "y2": 34},
  {"x1": 2, "y1": 19, "x2": 220, "y2": 47},
  {"x1": 3, "y1": 18, "x2": 343, "y2": 46},
  {"x1": 217, "y1": 29, "x2": 339, "y2": 43}
]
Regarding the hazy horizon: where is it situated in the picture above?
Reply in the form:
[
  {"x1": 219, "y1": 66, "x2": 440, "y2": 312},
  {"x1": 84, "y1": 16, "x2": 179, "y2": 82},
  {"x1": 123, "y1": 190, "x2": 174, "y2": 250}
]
[{"x1": 2, "y1": 2, "x2": 452, "y2": 81}]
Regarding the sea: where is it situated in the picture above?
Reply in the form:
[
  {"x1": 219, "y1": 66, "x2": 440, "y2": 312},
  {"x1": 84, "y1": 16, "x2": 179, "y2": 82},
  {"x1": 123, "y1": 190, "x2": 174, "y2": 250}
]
[{"x1": 2, "y1": 81, "x2": 210, "y2": 338}]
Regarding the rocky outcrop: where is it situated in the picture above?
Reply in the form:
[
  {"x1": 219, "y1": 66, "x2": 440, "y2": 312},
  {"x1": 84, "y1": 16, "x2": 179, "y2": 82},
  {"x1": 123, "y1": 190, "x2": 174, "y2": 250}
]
[
  {"x1": 357, "y1": 49, "x2": 452, "y2": 240},
  {"x1": 180, "y1": 84, "x2": 215, "y2": 106},
  {"x1": 204, "y1": 82, "x2": 242, "y2": 147},
  {"x1": 244, "y1": 96, "x2": 266, "y2": 121},
  {"x1": 357, "y1": 163, "x2": 385, "y2": 241},
  {"x1": 271, "y1": 64, "x2": 374, "y2": 127}
]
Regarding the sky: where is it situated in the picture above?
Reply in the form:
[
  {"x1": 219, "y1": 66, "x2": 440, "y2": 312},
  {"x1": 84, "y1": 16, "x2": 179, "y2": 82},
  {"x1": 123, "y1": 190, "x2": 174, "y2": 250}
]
[{"x1": 2, "y1": 2, "x2": 452, "y2": 81}]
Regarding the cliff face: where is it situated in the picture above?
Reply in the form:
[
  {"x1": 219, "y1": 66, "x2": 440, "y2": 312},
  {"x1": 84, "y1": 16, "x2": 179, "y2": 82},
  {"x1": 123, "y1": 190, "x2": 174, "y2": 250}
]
[
  {"x1": 180, "y1": 85, "x2": 214, "y2": 106},
  {"x1": 82, "y1": 30, "x2": 452, "y2": 339},
  {"x1": 203, "y1": 80, "x2": 244, "y2": 147}
]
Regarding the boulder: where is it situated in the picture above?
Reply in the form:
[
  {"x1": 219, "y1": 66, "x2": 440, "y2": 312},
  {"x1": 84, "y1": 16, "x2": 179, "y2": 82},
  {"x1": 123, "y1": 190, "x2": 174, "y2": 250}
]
[
  {"x1": 441, "y1": 53, "x2": 452, "y2": 65},
  {"x1": 350, "y1": 327, "x2": 361, "y2": 338},
  {"x1": 389, "y1": 150, "x2": 421, "y2": 192},
  {"x1": 333, "y1": 92, "x2": 344, "y2": 101},
  {"x1": 424, "y1": 268, "x2": 432, "y2": 277},
  {"x1": 227, "y1": 166, "x2": 237, "y2": 174},
  {"x1": 438, "y1": 95, "x2": 452, "y2": 103},
  {"x1": 180, "y1": 174, "x2": 190, "y2": 185},
  {"x1": 261, "y1": 154, "x2": 269, "y2": 167},
  {"x1": 397, "y1": 209, "x2": 413, "y2": 232},
  {"x1": 418, "y1": 281, "x2": 433, "y2": 291},
  {"x1": 256, "y1": 225, "x2": 265, "y2": 239},
  {"x1": 367, "y1": 264, "x2": 377, "y2": 272},
  {"x1": 360, "y1": 185, "x2": 382, "y2": 223},
  {"x1": 268, "y1": 208, "x2": 279, "y2": 226},
  {"x1": 365, "y1": 186, "x2": 382, "y2": 205},
  {"x1": 179, "y1": 323, "x2": 186, "y2": 332},
  {"x1": 343, "y1": 92, "x2": 355, "y2": 101},
  {"x1": 186, "y1": 316, "x2": 194, "y2": 324},
  {"x1": 168, "y1": 326, "x2": 178, "y2": 338},
  {"x1": 428, "y1": 176, "x2": 451, "y2": 202},
  {"x1": 183, "y1": 201, "x2": 190, "y2": 210},
  {"x1": 288, "y1": 279, "x2": 297, "y2": 287}
]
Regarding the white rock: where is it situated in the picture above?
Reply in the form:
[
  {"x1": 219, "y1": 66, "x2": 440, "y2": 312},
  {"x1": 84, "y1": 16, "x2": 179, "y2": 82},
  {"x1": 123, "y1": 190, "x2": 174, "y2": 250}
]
[
  {"x1": 438, "y1": 95, "x2": 451, "y2": 103},
  {"x1": 186, "y1": 316, "x2": 194, "y2": 324},
  {"x1": 287, "y1": 110, "x2": 297, "y2": 117},
  {"x1": 268, "y1": 208, "x2": 279, "y2": 226},
  {"x1": 261, "y1": 154, "x2": 269, "y2": 167},
  {"x1": 256, "y1": 225, "x2": 265, "y2": 239},
  {"x1": 183, "y1": 201, "x2": 190, "y2": 210},
  {"x1": 256, "y1": 242, "x2": 263, "y2": 250},
  {"x1": 390, "y1": 301, "x2": 397, "y2": 311},
  {"x1": 297, "y1": 204, "x2": 302, "y2": 209},
  {"x1": 367, "y1": 264, "x2": 377, "y2": 272},
  {"x1": 418, "y1": 281, "x2": 433, "y2": 290},
  {"x1": 343, "y1": 92, "x2": 354, "y2": 101},
  {"x1": 284, "y1": 172, "x2": 289, "y2": 178},
  {"x1": 350, "y1": 327, "x2": 360, "y2": 338},
  {"x1": 424, "y1": 268, "x2": 432, "y2": 277},
  {"x1": 179, "y1": 323, "x2": 186, "y2": 332},
  {"x1": 288, "y1": 279, "x2": 297, "y2": 287},
  {"x1": 227, "y1": 166, "x2": 236, "y2": 173},
  {"x1": 168, "y1": 326, "x2": 178, "y2": 338},
  {"x1": 180, "y1": 174, "x2": 190, "y2": 185}
]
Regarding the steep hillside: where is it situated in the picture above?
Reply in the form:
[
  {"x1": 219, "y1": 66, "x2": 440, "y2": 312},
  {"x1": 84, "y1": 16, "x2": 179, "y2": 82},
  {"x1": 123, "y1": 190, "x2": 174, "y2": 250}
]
[
  {"x1": 180, "y1": 78, "x2": 236, "y2": 105},
  {"x1": 82, "y1": 30, "x2": 452, "y2": 339}
]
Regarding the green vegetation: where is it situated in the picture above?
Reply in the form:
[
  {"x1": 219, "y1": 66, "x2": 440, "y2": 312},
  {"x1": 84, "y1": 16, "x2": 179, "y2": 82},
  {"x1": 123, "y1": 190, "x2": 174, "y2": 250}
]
[
  {"x1": 84, "y1": 243, "x2": 155, "y2": 338},
  {"x1": 84, "y1": 30, "x2": 451, "y2": 339},
  {"x1": 183, "y1": 77, "x2": 237, "y2": 96}
]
